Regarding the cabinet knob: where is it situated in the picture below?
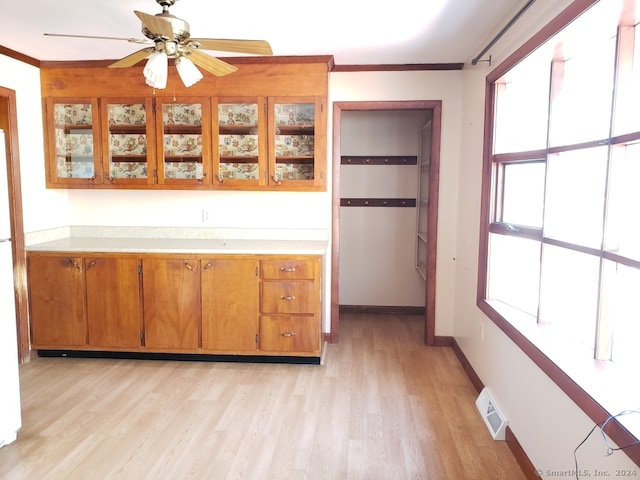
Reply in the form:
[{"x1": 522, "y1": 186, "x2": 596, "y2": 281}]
[
  {"x1": 280, "y1": 295, "x2": 296, "y2": 301},
  {"x1": 279, "y1": 267, "x2": 296, "y2": 272},
  {"x1": 281, "y1": 332, "x2": 296, "y2": 337}
]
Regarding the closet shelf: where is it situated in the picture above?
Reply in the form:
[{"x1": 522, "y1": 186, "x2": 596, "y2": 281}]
[
  {"x1": 341, "y1": 156, "x2": 418, "y2": 165},
  {"x1": 340, "y1": 198, "x2": 416, "y2": 207}
]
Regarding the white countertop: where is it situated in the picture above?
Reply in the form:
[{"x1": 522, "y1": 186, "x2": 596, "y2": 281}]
[{"x1": 25, "y1": 237, "x2": 328, "y2": 255}]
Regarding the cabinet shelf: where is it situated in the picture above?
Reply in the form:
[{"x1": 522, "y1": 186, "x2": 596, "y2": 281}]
[
  {"x1": 164, "y1": 156, "x2": 202, "y2": 162},
  {"x1": 110, "y1": 155, "x2": 147, "y2": 162},
  {"x1": 277, "y1": 125, "x2": 314, "y2": 134},
  {"x1": 109, "y1": 125, "x2": 147, "y2": 134},
  {"x1": 220, "y1": 156, "x2": 259, "y2": 163},
  {"x1": 55, "y1": 124, "x2": 92, "y2": 132},
  {"x1": 57, "y1": 155, "x2": 93, "y2": 162},
  {"x1": 163, "y1": 125, "x2": 202, "y2": 134},
  {"x1": 276, "y1": 156, "x2": 314, "y2": 163},
  {"x1": 219, "y1": 125, "x2": 258, "y2": 135}
]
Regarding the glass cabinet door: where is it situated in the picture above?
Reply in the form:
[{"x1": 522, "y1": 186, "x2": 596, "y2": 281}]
[
  {"x1": 46, "y1": 98, "x2": 102, "y2": 185},
  {"x1": 101, "y1": 98, "x2": 156, "y2": 185},
  {"x1": 268, "y1": 97, "x2": 326, "y2": 189},
  {"x1": 214, "y1": 97, "x2": 267, "y2": 187},
  {"x1": 156, "y1": 97, "x2": 211, "y2": 185}
]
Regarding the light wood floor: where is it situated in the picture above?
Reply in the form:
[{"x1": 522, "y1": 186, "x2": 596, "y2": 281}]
[{"x1": 0, "y1": 314, "x2": 525, "y2": 480}]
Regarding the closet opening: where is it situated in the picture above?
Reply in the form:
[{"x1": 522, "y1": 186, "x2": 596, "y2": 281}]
[{"x1": 331, "y1": 101, "x2": 441, "y2": 344}]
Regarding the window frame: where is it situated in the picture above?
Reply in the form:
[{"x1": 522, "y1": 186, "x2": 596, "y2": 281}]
[{"x1": 477, "y1": 0, "x2": 640, "y2": 465}]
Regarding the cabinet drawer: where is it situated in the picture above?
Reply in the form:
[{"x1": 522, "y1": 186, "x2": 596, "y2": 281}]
[
  {"x1": 261, "y1": 259, "x2": 316, "y2": 280},
  {"x1": 260, "y1": 315, "x2": 320, "y2": 353},
  {"x1": 261, "y1": 281, "x2": 317, "y2": 314}
]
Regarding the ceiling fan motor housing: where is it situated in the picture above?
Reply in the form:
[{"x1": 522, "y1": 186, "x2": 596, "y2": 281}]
[{"x1": 157, "y1": 0, "x2": 178, "y2": 8}]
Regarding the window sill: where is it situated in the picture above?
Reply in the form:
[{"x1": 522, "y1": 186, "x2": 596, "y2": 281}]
[{"x1": 478, "y1": 298, "x2": 640, "y2": 463}]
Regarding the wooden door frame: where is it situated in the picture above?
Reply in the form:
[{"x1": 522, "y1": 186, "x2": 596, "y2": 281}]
[
  {"x1": 0, "y1": 86, "x2": 29, "y2": 363},
  {"x1": 330, "y1": 101, "x2": 441, "y2": 344}
]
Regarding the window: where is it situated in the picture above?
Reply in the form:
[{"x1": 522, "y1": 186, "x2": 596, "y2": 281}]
[{"x1": 479, "y1": 0, "x2": 640, "y2": 450}]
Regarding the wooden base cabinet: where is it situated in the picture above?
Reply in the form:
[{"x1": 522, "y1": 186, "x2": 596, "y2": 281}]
[
  {"x1": 28, "y1": 254, "x2": 86, "y2": 348},
  {"x1": 27, "y1": 252, "x2": 323, "y2": 359},
  {"x1": 28, "y1": 253, "x2": 143, "y2": 349},
  {"x1": 201, "y1": 257, "x2": 260, "y2": 353},
  {"x1": 141, "y1": 257, "x2": 201, "y2": 350},
  {"x1": 85, "y1": 256, "x2": 142, "y2": 348},
  {"x1": 259, "y1": 257, "x2": 322, "y2": 356}
]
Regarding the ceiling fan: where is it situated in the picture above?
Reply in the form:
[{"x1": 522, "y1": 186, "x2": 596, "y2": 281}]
[{"x1": 44, "y1": 0, "x2": 273, "y2": 88}]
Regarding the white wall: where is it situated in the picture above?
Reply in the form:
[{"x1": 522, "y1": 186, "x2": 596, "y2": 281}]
[
  {"x1": 66, "y1": 189, "x2": 330, "y2": 230},
  {"x1": 0, "y1": 55, "x2": 69, "y2": 233},
  {"x1": 339, "y1": 110, "x2": 429, "y2": 307},
  {"x1": 331, "y1": 70, "x2": 462, "y2": 335},
  {"x1": 456, "y1": 0, "x2": 639, "y2": 477}
]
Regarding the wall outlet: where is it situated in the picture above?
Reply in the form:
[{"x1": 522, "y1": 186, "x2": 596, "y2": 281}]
[{"x1": 201, "y1": 208, "x2": 211, "y2": 223}]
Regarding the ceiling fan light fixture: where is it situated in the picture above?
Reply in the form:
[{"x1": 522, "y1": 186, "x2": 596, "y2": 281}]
[
  {"x1": 175, "y1": 55, "x2": 203, "y2": 87},
  {"x1": 143, "y1": 50, "x2": 168, "y2": 89}
]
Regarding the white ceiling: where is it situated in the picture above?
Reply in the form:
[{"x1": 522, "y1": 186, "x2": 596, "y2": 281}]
[{"x1": 0, "y1": 0, "x2": 526, "y2": 65}]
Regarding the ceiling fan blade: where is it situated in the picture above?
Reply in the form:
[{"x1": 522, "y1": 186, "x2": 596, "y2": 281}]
[
  {"x1": 44, "y1": 33, "x2": 150, "y2": 44},
  {"x1": 189, "y1": 38, "x2": 273, "y2": 56},
  {"x1": 187, "y1": 50, "x2": 238, "y2": 77},
  {"x1": 108, "y1": 47, "x2": 155, "y2": 68},
  {"x1": 134, "y1": 10, "x2": 176, "y2": 41}
]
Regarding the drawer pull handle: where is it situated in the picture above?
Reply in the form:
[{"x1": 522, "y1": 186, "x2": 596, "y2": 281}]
[
  {"x1": 279, "y1": 267, "x2": 297, "y2": 272},
  {"x1": 281, "y1": 332, "x2": 296, "y2": 337},
  {"x1": 280, "y1": 295, "x2": 296, "y2": 301}
]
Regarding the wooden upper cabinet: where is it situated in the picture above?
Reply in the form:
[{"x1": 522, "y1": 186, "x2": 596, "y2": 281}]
[
  {"x1": 268, "y1": 96, "x2": 326, "y2": 190},
  {"x1": 28, "y1": 254, "x2": 86, "y2": 347},
  {"x1": 99, "y1": 98, "x2": 157, "y2": 186},
  {"x1": 212, "y1": 97, "x2": 268, "y2": 189},
  {"x1": 40, "y1": 58, "x2": 330, "y2": 192},
  {"x1": 44, "y1": 98, "x2": 103, "y2": 187},
  {"x1": 142, "y1": 257, "x2": 201, "y2": 350},
  {"x1": 85, "y1": 256, "x2": 143, "y2": 348},
  {"x1": 155, "y1": 97, "x2": 212, "y2": 187}
]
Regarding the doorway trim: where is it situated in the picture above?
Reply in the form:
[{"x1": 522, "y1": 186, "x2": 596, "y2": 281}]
[
  {"x1": 331, "y1": 100, "x2": 441, "y2": 344},
  {"x1": 0, "y1": 86, "x2": 29, "y2": 363}
]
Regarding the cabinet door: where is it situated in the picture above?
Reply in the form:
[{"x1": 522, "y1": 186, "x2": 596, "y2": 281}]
[
  {"x1": 100, "y1": 98, "x2": 157, "y2": 186},
  {"x1": 201, "y1": 258, "x2": 259, "y2": 351},
  {"x1": 28, "y1": 254, "x2": 86, "y2": 347},
  {"x1": 44, "y1": 98, "x2": 103, "y2": 187},
  {"x1": 268, "y1": 96, "x2": 326, "y2": 190},
  {"x1": 213, "y1": 97, "x2": 268, "y2": 189},
  {"x1": 85, "y1": 257, "x2": 142, "y2": 348},
  {"x1": 156, "y1": 97, "x2": 212, "y2": 186},
  {"x1": 142, "y1": 257, "x2": 200, "y2": 350}
]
